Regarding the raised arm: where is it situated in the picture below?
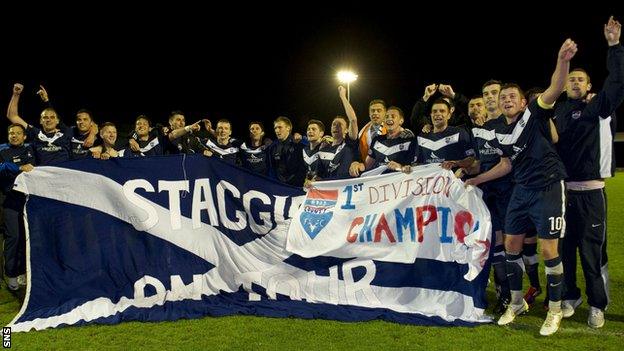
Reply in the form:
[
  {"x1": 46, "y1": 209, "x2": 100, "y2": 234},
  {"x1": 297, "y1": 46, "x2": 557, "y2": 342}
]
[
  {"x1": 587, "y1": 16, "x2": 624, "y2": 118},
  {"x1": 36, "y1": 84, "x2": 55, "y2": 110},
  {"x1": 169, "y1": 120, "x2": 201, "y2": 141},
  {"x1": 339, "y1": 86, "x2": 359, "y2": 140},
  {"x1": 411, "y1": 83, "x2": 437, "y2": 131},
  {"x1": 439, "y1": 84, "x2": 471, "y2": 127},
  {"x1": 541, "y1": 39, "x2": 578, "y2": 105},
  {"x1": 7, "y1": 83, "x2": 28, "y2": 128}
]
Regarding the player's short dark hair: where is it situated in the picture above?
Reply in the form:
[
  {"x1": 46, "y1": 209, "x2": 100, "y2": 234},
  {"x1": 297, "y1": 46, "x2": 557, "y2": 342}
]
[
  {"x1": 76, "y1": 109, "x2": 93, "y2": 121},
  {"x1": 7, "y1": 123, "x2": 26, "y2": 133},
  {"x1": 369, "y1": 99, "x2": 387, "y2": 109},
  {"x1": 274, "y1": 116, "x2": 292, "y2": 128},
  {"x1": 500, "y1": 83, "x2": 526, "y2": 99},
  {"x1": 387, "y1": 106, "x2": 405, "y2": 119},
  {"x1": 217, "y1": 119, "x2": 231, "y2": 126},
  {"x1": 135, "y1": 114, "x2": 151, "y2": 126},
  {"x1": 249, "y1": 121, "x2": 265, "y2": 131},
  {"x1": 570, "y1": 68, "x2": 591, "y2": 83},
  {"x1": 40, "y1": 107, "x2": 59, "y2": 118},
  {"x1": 100, "y1": 122, "x2": 116, "y2": 129},
  {"x1": 525, "y1": 87, "x2": 545, "y2": 102},
  {"x1": 307, "y1": 119, "x2": 325, "y2": 133},
  {"x1": 482, "y1": 79, "x2": 502, "y2": 92},
  {"x1": 332, "y1": 115, "x2": 349, "y2": 125},
  {"x1": 169, "y1": 110, "x2": 185, "y2": 121},
  {"x1": 431, "y1": 98, "x2": 451, "y2": 111}
]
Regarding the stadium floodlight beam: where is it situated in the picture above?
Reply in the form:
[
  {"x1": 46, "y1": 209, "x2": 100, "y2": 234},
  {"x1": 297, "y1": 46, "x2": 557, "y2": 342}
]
[{"x1": 337, "y1": 70, "x2": 358, "y2": 101}]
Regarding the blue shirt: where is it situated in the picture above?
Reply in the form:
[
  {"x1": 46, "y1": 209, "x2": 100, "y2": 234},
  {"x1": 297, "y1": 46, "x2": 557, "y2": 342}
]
[
  {"x1": 316, "y1": 139, "x2": 357, "y2": 180},
  {"x1": 26, "y1": 124, "x2": 72, "y2": 165},
  {"x1": 497, "y1": 99, "x2": 566, "y2": 189},
  {"x1": 368, "y1": 131, "x2": 418, "y2": 169},
  {"x1": 417, "y1": 126, "x2": 474, "y2": 164}
]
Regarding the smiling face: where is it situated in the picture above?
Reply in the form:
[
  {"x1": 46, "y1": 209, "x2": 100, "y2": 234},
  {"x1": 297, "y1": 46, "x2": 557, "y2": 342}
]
[
  {"x1": 135, "y1": 117, "x2": 150, "y2": 138},
  {"x1": 8, "y1": 125, "x2": 26, "y2": 147},
  {"x1": 40, "y1": 108, "x2": 60, "y2": 133},
  {"x1": 76, "y1": 112, "x2": 93, "y2": 134},
  {"x1": 498, "y1": 87, "x2": 527, "y2": 119},
  {"x1": 306, "y1": 122, "x2": 324, "y2": 143},
  {"x1": 169, "y1": 114, "x2": 186, "y2": 129},
  {"x1": 100, "y1": 125, "x2": 117, "y2": 146},
  {"x1": 430, "y1": 103, "x2": 451, "y2": 130},
  {"x1": 385, "y1": 108, "x2": 404, "y2": 132},
  {"x1": 565, "y1": 70, "x2": 591, "y2": 100}
]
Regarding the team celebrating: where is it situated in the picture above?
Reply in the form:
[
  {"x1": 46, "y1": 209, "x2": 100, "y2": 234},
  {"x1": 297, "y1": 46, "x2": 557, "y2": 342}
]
[{"x1": 1, "y1": 17, "x2": 622, "y2": 336}]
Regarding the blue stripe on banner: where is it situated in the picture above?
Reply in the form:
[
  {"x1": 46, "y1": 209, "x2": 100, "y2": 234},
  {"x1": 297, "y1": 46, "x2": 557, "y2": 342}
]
[
  {"x1": 52, "y1": 288, "x2": 484, "y2": 329},
  {"x1": 19, "y1": 196, "x2": 215, "y2": 323},
  {"x1": 284, "y1": 254, "x2": 490, "y2": 309}
]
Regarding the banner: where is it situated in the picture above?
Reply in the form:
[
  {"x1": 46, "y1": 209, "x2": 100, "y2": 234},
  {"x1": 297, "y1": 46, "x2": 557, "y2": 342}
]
[
  {"x1": 288, "y1": 164, "x2": 491, "y2": 281},
  {"x1": 8, "y1": 156, "x2": 491, "y2": 332}
]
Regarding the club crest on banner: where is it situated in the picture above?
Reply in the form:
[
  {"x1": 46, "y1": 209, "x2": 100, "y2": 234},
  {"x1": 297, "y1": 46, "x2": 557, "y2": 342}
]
[{"x1": 300, "y1": 188, "x2": 338, "y2": 239}]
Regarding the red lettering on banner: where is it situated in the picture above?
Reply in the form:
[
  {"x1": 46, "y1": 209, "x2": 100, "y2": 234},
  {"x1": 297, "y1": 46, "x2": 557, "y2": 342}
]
[
  {"x1": 454, "y1": 211, "x2": 473, "y2": 243},
  {"x1": 416, "y1": 205, "x2": 438, "y2": 242},
  {"x1": 346, "y1": 217, "x2": 364, "y2": 243},
  {"x1": 374, "y1": 213, "x2": 396, "y2": 243}
]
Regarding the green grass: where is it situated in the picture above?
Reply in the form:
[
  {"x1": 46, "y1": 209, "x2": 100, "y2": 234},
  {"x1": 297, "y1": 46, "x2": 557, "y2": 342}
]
[{"x1": 2, "y1": 176, "x2": 624, "y2": 350}]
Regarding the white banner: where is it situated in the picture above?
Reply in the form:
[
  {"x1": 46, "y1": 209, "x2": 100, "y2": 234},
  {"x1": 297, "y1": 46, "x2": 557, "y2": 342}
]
[{"x1": 287, "y1": 164, "x2": 492, "y2": 280}]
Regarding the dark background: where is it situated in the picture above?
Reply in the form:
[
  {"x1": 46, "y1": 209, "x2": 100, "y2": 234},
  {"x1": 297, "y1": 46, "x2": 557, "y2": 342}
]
[{"x1": 2, "y1": 6, "x2": 623, "y2": 163}]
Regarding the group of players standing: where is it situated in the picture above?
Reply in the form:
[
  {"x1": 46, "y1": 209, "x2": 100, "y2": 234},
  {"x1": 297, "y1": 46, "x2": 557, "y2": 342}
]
[{"x1": 1, "y1": 16, "x2": 622, "y2": 337}]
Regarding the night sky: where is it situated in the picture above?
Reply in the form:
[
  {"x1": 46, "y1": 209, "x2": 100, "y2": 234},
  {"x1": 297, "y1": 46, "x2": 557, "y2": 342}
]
[{"x1": 2, "y1": 7, "x2": 622, "y2": 138}]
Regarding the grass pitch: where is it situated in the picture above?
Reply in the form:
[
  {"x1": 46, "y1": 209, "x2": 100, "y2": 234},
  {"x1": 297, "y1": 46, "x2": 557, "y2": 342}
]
[{"x1": 2, "y1": 175, "x2": 623, "y2": 350}]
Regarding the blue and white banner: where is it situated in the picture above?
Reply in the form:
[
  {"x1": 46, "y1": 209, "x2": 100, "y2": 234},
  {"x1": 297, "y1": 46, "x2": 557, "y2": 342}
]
[{"x1": 8, "y1": 156, "x2": 491, "y2": 332}]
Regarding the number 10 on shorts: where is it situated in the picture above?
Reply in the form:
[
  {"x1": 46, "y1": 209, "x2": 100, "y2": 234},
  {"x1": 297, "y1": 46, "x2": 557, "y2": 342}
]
[{"x1": 548, "y1": 216, "x2": 563, "y2": 232}]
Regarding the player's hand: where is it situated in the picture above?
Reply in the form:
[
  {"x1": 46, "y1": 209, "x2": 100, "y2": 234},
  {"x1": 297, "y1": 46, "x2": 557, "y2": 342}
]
[
  {"x1": 129, "y1": 139, "x2": 140, "y2": 152},
  {"x1": 13, "y1": 83, "x2": 24, "y2": 95},
  {"x1": 440, "y1": 160, "x2": 457, "y2": 170},
  {"x1": 19, "y1": 164, "x2": 34, "y2": 172},
  {"x1": 423, "y1": 83, "x2": 438, "y2": 101},
  {"x1": 464, "y1": 177, "x2": 480, "y2": 187},
  {"x1": 438, "y1": 84, "x2": 455, "y2": 98},
  {"x1": 604, "y1": 16, "x2": 621, "y2": 46},
  {"x1": 349, "y1": 161, "x2": 365, "y2": 177},
  {"x1": 558, "y1": 38, "x2": 578, "y2": 62},
  {"x1": 83, "y1": 134, "x2": 96, "y2": 148},
  {"x1": 37, "y1": 85, "x2": 49, "y2": 102}
]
